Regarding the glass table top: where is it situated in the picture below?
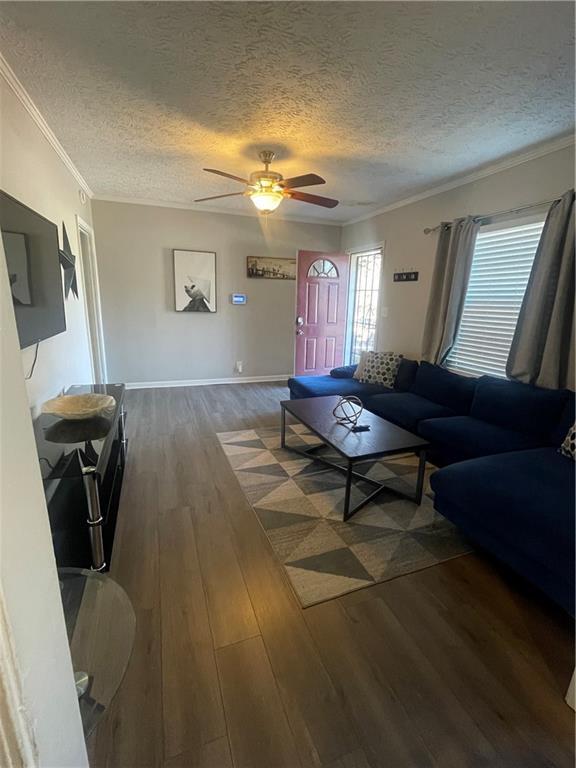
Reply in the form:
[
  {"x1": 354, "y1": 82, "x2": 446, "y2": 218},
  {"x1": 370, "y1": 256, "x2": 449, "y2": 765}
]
[{"x1": 59, "y1": 567, "x2": 135, "y2": 737}]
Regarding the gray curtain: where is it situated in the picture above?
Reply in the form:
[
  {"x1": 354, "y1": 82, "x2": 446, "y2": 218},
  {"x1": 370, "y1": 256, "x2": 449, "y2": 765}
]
[
  {"x1": 421, "y1": 216, "x2": 480, "y2": 364},
  {"x1": 506, "y1": 189, "x2": 575, "y2": 390}
]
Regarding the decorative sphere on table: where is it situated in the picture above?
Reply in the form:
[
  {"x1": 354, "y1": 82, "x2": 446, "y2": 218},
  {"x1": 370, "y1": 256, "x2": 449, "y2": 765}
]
[{"x1": 333, "y1": 396, "x2": 364, "y2": 427}]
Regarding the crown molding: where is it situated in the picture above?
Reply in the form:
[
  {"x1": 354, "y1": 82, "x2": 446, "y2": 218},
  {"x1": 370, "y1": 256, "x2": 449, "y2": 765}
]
[
  {"x1": 2, "y1": 44, "x2": 569, "y2": 229},
  {"x1": 92, "y1": 194, "x2": 343, "y2": 227},
  {"x1": 95, "y1": 133, "x2": 574, "y2": 229},
  {"x1": 343, "y1": 134, "x2": 575, "y2": 226},
  {"x1": 0, "y1": 51, "x2": 93, "y2": 198}
]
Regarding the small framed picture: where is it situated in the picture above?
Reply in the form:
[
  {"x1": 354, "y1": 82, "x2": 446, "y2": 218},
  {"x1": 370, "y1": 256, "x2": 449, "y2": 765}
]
[
  {"x1": 174, "y1": 249, "x2": 216, "y2": 312},
  {"x1": 247, "y1": 256, "x2": 296, "y2": 280}
]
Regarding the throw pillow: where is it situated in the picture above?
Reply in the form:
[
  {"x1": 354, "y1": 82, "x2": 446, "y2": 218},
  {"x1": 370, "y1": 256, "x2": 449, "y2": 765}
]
[
  {"x1": 352, "y1": 351, "x2": 370, "y2": 380},
  {"x1": 330, "y1": 365, "x2": 357, "y2": 379},
  {"x1": 559, "y1": 422, "x2": 575, "y2": 461},
  {"x1": 359, "y1": 351, "x2": 403, "y2": 387}
]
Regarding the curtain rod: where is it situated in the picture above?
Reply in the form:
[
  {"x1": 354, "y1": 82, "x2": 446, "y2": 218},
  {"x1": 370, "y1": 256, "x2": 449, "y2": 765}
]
[{"x1": 423, "y1": 197, "x2": 559, "y2": 234}]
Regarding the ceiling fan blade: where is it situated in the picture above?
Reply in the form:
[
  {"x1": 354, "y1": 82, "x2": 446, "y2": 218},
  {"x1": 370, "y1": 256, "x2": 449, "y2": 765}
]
[
  {"x1": 287, "y1": 190, "x2": 339, "y2": 208},
  {"x1": 203, "y1": 168, "x2": 249, "y2": 184},
  {"x1": 280, "y1": 173, "x2": 325, "y2": 189},
  {"x1": 194, "y1": 192, "x2": 245, "y2": 202}
]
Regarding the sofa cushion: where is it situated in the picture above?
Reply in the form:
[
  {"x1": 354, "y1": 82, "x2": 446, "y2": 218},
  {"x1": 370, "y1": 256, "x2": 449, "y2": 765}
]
[
  {"x1": 430, "y1": 448, "x2": 575, "y2": 580},
  {"x1": 394, "y1": 358, "x2": 419, "y2": 392},
  {"x1": 550, "y1": 393, "x2": 576, "y2": 446},
  {"x1": 365, "y1": 392, "x2": 455, "y2": 432},
  {"x1": 470, "y1": 376, "x2": 569, "y2": 439},
  {"x1": 418, "y1": 416, "x2": 545, "y2": 460},
  {"x1": 330, "y1": 365, "x2": 357, "y2": 379},
  {"x1": 288, "y1": 375, "x2": 391, "y2": 403},
  {"x1": 410, "y1": 361, "x2": 476, "y2": 414}
]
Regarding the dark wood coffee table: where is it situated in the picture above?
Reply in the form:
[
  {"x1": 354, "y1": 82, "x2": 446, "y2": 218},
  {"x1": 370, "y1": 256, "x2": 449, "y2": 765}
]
[{"x1": 280, "y1": 396, "x2": 429, "y2": 521}]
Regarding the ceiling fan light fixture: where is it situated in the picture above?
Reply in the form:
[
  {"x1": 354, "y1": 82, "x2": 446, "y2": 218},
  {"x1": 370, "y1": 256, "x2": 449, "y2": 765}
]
[
  {"x1": 198, "y1": 151, "x2": 338, "y2": 212},
  {"x1": 249, "y1": 188, "x2": 284, "y2": 214}
]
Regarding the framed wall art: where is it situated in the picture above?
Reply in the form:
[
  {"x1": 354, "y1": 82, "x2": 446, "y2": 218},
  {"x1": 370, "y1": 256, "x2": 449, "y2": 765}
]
[
  {"x1": 174, "y1": 249, "x2": 216, "y2": 312},
  {"x1": 246, "y1": 256, "x2": 296, "y2": 280}
]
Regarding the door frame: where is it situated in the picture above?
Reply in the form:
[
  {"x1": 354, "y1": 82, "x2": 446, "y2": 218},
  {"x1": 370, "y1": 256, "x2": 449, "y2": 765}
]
[
  {"x1": 76, "y1": 215, "x2": 108, "y2": 384},
  {"x1": 292, "y1": 249, "x2": 299, "y2": 375},
  {"x1": 344, "y1": 240, "x2": 386, "y2": 364},
  {"x1": 0, "y1": 587, "x2": 38, "y2": 767}
]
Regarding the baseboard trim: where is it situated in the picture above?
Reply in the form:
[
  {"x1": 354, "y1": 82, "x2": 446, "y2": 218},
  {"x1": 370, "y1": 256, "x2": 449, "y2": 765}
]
[{"x1": 125, "y1": 374, "x2": 291, "y2": 390}]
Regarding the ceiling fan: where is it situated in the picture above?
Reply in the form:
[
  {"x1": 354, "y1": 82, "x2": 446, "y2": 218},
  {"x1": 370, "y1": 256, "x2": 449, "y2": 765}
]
[{"x1": 195, "y1": 150, "x2": 339, "y2": 215}]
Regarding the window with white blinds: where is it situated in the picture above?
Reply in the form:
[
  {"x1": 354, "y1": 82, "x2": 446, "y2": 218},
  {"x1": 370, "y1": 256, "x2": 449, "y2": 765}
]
[{"x1": 445, "y1": 219, "x2": 545, "y2": 378}]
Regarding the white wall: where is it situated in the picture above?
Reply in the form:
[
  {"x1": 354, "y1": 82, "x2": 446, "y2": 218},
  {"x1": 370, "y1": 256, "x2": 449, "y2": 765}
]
[
  {"x1": 0, "y1": 71, "x2": 90, "y2": 766},
  {"x1": 92, "y1": 201, "x2": 341, "y2": 384},
  {"x1": 341, "y1": 144, "x2": 575, "y2": 359},
  {"x1": 1, "y1": 77, "x2": 93, "y2": 413},
  {"x1": 0, "y1": 237, "x2": 88, "y2": 766}
]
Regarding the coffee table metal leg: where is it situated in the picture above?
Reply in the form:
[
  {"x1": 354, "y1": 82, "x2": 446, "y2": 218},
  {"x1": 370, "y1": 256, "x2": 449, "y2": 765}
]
[
  {"x1": 343, "y1": 460, "x2": 354, "y2": 522},
  {"x1": 280, "y1": 405, "x2": 286, "y2": 448},
  {"x1": 415, "y1": 449, "x2": 427, "y2": 505}
]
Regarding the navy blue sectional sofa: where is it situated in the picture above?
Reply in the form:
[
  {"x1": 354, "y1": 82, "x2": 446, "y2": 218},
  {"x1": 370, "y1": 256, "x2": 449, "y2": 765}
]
[
  {"x1": 288, "y1": 358, "x2": 420, "y2": 404},
  {"x1": 430, "y1": 446, "x2": 575, "y2": 615},
  {"x1": 287, "y1": 361, "x2": 575, "y2": 614}
]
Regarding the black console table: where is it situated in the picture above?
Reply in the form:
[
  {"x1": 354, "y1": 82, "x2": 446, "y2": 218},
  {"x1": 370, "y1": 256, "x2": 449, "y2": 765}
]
[{"x1": 34, "y1": 384, "x2": 127, "y2": 571}]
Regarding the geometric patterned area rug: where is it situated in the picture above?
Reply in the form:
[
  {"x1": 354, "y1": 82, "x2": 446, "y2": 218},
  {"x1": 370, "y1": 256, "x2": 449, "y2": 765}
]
[{"x1": 218, "y1": 424, "x2": 472, "y2": 607}]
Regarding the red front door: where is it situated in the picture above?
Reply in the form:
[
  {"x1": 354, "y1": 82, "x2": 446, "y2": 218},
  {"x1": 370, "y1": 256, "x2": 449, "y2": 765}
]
[{"x1": 294, "y1": 250, "x2": 350, "y2": 376}]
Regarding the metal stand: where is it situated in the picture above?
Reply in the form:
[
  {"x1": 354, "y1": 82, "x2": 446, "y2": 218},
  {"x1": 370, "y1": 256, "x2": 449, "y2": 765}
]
[
  {"x1": 119, "y1": 408, "x2": 127, "y2": 462},
  {"x1": 80, "y1": 463, "x2": 106, "y2": 572},
  {"x1": 75, "y1": 670, "x2": 90, "y2": 698}
]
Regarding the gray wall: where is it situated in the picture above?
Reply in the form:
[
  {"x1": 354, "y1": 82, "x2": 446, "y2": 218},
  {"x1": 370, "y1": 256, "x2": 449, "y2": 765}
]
[
  {"x1": 93, "y1": 145, "x2": 575, "y2": 384},
  {"x1": 0, "y1": 85, "x2": 89, "y2": 766},
  {"x1": 92, "y1": 201, "x2": 341, "y2": 383},
  {"x1": 1, "y1": 77, "x2": 94, "y2": 412},
  {"x1": 341, "y1": 144, "x2": 575, "y2": 359}
]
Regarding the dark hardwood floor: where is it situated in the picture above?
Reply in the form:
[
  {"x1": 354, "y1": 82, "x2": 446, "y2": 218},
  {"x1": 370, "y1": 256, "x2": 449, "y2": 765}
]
[{"x1": 88, "y1": 383, "x2": 574, "y2": 768}]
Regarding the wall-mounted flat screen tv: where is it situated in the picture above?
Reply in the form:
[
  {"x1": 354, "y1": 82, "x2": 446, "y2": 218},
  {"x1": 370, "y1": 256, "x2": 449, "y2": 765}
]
[{"x1": 0, "y1": 191, "x2": 66, "y2": 349}]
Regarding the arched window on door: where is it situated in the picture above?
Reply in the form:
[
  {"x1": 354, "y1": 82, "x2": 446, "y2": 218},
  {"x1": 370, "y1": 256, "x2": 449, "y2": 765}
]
[{"x1": 307, "y1": 259, "x2": 339, "y2": 278}]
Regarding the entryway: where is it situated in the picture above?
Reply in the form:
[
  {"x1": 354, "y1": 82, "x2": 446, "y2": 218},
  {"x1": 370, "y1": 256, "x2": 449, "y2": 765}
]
[
  {"x1": 294, "y1": 250, "x2": 350, "y2": 376},
  {"x1": 294, "y1": 247, "x2": 383, "y2": 376},
  {"x1": 76, "y1": 216, "x2": 108, "y2": 383}
]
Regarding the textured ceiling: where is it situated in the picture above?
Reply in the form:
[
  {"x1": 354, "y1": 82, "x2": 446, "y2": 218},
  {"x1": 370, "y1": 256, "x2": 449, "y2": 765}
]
[{"x1": 0, "y1": 2, "x2": 574, "y2": 223}]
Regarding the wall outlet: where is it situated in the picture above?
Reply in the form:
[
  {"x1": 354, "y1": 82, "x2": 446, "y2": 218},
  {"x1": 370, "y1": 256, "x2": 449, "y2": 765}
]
[{"x1": 235, "y1": 361, "x2": 243, "y2": 374}]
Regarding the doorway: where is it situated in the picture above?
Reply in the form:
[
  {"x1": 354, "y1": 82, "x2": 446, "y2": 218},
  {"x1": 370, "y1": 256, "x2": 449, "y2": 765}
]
[
  {"x1": 76, "y1": 216, "x2": 108, "y2": 384},
  {"x1": 294, "y1": 250, "x2": 350, "y2": 376}
]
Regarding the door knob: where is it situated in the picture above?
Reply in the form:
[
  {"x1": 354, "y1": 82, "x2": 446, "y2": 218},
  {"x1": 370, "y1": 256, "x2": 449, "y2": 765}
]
[{"x1": 296, "y1": 316, "x2": 304, "y2": 327}]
